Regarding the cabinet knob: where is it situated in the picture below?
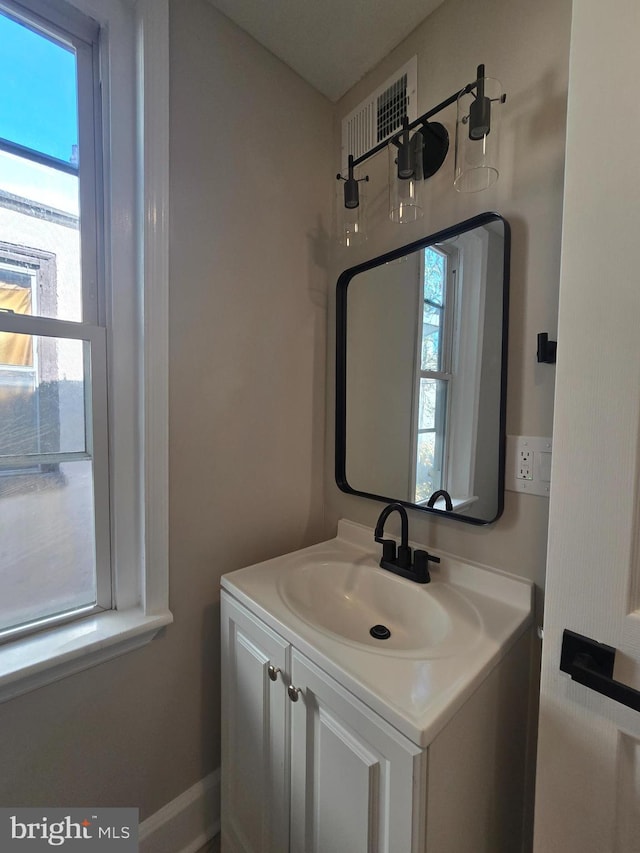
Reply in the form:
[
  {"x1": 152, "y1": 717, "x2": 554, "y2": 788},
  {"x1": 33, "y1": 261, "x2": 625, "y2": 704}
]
[
  {"x1": 287, "y1": 684, "x2": 302, "y2": 702},
  {"x1": 268, "y1": 664, "x2": 280, "y2": 682}
]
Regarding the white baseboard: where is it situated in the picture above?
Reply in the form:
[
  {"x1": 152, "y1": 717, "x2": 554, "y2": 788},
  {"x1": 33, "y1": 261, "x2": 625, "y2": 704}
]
[{"x1": 139, "y1": 769, "x2": 220, "y2": 853}]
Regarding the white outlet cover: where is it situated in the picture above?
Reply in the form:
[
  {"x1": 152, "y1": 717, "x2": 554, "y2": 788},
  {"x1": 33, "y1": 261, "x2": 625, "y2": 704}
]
[{"x1": 506, "y1": 435, "x2": 553, "y2": 497}]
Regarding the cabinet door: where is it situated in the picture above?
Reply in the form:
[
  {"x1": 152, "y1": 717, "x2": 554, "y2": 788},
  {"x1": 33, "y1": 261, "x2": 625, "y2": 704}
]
[
  {"x1": 221, "y1": 593, "x2": 290, "y2": 853},
  {"x1": 289, "y1": 649, "x2": 425, "y2": 853}
]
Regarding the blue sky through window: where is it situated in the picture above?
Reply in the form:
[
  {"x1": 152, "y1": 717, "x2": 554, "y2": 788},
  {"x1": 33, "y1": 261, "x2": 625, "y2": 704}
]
[{"x1": 0, "y1": 10, "x2": 78, "y2": 165}]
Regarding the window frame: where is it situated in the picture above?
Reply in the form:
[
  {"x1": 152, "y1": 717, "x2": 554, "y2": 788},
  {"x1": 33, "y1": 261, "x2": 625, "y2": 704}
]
[{"x1": 0, "y1": 0, "x2": 171, "y2": 703}]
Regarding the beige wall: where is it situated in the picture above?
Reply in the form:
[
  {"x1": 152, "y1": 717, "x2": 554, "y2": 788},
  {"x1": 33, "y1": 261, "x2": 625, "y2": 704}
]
[
  {"x1": 325, "y1": 0, "x2": 572, "y2": 605},
  {"x1": 0, "y1": 0, "x2": 332, "y2": 818},
  {"x1": 345, "y1": 255, "x2": 420, "y2": 498}
]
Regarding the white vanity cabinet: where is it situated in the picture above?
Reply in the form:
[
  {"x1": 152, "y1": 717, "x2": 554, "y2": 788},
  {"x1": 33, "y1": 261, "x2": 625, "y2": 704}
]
[
  {"x1": 221, "y1": 592, "x2": 425, "y2": 853},
  {"x1": 220, "y1": 521, "x2": 534, "y2": 853},
  {"x1": 220, "y1": 593, "x2": 289, "y2": 853}
]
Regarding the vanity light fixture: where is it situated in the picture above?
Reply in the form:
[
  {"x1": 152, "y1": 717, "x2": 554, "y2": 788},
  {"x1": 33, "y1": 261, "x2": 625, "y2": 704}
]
[
  {"x1": 336, "y1": 64, "x2": 506, "y2": 238},
  {"x1": 388, "y1": 117, "x2": 424, "y2": 223},
  {"x1": 454, "y1": 65, "x2": 505, "y2": 192},
  {"x1": 336, "y1": 153, "x2": 369, "y2": 246}
]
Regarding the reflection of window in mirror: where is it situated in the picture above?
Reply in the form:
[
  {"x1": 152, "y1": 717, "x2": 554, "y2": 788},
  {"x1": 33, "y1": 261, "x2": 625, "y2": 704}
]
[
  {"x1": 411, "y1": 245, "x2": 454, "y2": 502},
  {"x1": 411, "y1": 232, "x2": 488, "y2": 510}
]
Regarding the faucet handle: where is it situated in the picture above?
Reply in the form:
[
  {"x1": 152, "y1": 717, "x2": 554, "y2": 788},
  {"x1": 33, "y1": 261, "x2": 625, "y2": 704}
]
[
  {"x1": 397, "y1": 544, "x2": 412, "y2": 569},
  {"x1": 380, "y1": 539, "x2": 396, "y2": 562},
  {"x1": 414, "y1": 549, "x2": 440, "y2": 583}
]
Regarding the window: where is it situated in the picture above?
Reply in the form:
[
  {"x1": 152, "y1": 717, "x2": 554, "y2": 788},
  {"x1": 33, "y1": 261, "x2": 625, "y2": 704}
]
[
  {"x1": 0, "y1": 0, "x2": 110, "y2": 641},
  {"x1": 0, "y1": 0, "x2": 170, "y2": 701}
]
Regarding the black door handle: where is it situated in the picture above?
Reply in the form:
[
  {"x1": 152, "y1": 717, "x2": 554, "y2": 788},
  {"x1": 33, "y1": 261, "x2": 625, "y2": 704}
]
[{"x1": 560, "y1": 629, "x2": 640, "y2": 712}]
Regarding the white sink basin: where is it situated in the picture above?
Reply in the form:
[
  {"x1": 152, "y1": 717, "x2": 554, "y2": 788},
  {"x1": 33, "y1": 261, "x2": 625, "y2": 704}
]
[
  {"x1": 277, "y1": 554, "x2": 482, "y2": 657},
  {"x1": 221, "y1": 519, "x2": 533, "y2": 745}
]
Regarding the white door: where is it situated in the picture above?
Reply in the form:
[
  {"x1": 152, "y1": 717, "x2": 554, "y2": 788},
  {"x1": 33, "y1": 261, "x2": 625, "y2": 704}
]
[
  {"x1": 289, "y1": 649, "x2": 424, "y2": 853},
  {"x1": 534, "y1": 1, "x2": 640, "y2": 850},
  {"x1": 221, "y1": 594, "x2": 290, "y2": 853}
]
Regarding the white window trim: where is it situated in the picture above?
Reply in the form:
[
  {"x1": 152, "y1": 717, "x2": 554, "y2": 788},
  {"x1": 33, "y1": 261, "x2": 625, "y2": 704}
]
[
  {"x1": 0, "y1": 0, "x2": 172, "y2": 703},
  {"x1": 446, "y1": 230, "x2": 488, "y2": 501}
]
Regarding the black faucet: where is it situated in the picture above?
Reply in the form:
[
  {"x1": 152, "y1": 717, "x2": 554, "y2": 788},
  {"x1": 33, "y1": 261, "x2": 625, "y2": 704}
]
[
  {"x1": 426, "y1": 489, "x2": 453, "y2": 511},
  {"x1": 374, "y1": 503, "x2": 440, "y2": 584}
]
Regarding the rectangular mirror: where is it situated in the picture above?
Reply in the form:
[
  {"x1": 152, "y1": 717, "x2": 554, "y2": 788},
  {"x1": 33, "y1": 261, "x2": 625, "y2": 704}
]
[{"x1": 335, "y1": 212, "x2": 510, "y2": 524}]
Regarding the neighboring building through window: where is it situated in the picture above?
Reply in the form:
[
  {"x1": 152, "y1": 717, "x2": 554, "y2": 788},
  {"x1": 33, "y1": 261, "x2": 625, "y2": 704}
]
[{"x1": 0, "y1": 243, "x2": 59, "y2": 465}]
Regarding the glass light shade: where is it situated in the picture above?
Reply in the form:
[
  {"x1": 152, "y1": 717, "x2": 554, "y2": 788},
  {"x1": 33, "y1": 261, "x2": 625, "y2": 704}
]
[
  {"x1": 454, "y1": 77, "x2": 502, "y2": 193},
  {"x1": 337, "y1": 171, "x2": 367, "y2": 247},
  {"x1": 388, "y1": 134, "x2": 424, "y2": 223}
]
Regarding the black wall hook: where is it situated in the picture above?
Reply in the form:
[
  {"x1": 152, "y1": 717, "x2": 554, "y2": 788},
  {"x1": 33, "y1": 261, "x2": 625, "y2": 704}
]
[{"x1": 537, "y1": 332, "x2": 557, "y2": 364}]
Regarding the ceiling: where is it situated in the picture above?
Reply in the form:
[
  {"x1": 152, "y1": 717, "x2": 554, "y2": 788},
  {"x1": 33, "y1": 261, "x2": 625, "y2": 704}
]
[{"x1": 206, "y1": 0, "x2": 446, "y2": 102}]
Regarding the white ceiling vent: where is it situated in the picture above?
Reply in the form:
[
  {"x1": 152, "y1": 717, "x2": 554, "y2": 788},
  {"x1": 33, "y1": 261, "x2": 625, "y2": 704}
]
[{"x1": 341, "y1": 57, "x2": 417, "y2": 172}]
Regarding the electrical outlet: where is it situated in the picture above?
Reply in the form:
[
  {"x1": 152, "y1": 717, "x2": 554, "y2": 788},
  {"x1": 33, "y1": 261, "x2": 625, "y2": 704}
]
[
  {"x1": 518, "y1": 450, "x2": 533, "y2": 480},
  {"x1": 506, "y1": 436, "x2": 553, "y2": 496}
]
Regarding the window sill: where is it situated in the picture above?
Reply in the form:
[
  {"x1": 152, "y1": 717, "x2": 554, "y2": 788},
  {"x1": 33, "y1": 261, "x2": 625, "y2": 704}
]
[
  {"x1": 450, "y1": 495, "x2": 478, "y2": 512},
  {"x1": 416, "y1": 495, "x2": 478, "y2": 512},
  {"x1": 0, "y1": 607, "x2": 173, "y2": 704}
]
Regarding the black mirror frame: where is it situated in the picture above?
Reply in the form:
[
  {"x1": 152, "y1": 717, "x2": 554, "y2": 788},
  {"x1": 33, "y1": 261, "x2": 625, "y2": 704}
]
[{"x1": 335, "y1": 212, "x2": 510, "y2": 525}]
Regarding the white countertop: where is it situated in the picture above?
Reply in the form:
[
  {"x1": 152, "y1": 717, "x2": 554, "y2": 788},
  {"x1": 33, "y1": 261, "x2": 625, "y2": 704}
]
[{"x1": 221, "y1": 519, "x2": 533, "y2": 748}]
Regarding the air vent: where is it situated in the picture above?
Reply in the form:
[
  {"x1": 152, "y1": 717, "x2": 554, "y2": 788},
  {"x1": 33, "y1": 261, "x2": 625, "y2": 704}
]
[{"x1": 341, "y1": 57, "x2": 417, "y2": 172}]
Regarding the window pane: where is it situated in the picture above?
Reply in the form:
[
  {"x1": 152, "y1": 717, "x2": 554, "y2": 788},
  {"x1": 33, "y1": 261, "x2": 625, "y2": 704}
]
[
  {"x1": 0, "y1": 459, "x2": 96, "y2": 634},
  {"x1": 0, "y1": 155, "x2": 81, "y2": 321},
  {"x1": 0, "y1": 11, "x2": 78, "y2": 164},
  {"x1": 415, "y1": 378, "x2": 447, "y2": 503},
  {"x1": 415, "y1": 433, "x2": 437, "y2": 502},
  {"x1": 422, "y1": 247, "x2": 447, "y2": 371},
  {"x1": 0, "y1": 333, "x2": 88, "y2": 456},
  {"x1": 0, "y1": 6, "x2": 82, "y2": 323},
  {"x1": 419, "y1": 377, "x2": 443, "y2": 430},
  {"x1": 424, "y1": 247, "x2": 445, "y2": 306},
  {"x1": 421, "y1": 303, "x2": 442, "y2": 371}
]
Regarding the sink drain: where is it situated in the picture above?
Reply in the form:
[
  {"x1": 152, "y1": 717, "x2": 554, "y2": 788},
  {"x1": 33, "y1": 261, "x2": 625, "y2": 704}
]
[{"x1": 370, "y1": 624, "x2": 391, "y2": 640}]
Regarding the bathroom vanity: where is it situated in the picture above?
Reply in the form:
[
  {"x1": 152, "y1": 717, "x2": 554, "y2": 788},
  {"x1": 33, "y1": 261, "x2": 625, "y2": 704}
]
[{"x1": 220, "y1": 520, "x2": 533, "y2": 853}]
